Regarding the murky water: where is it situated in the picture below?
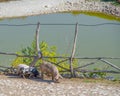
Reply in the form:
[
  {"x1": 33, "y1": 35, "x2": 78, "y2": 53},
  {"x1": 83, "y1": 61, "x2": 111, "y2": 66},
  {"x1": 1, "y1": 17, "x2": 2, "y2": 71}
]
[{"x1": 0, "y1": 13, "x2": 120, "y2": 78}]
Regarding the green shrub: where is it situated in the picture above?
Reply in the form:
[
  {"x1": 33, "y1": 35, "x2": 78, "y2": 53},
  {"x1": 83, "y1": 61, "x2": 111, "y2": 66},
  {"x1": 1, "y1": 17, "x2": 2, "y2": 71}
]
[
  {"x1": 87, "y1": 68, "x2": 107, "y2": 78},
  {"x1": 11, "y1": 40, "x2": 57, "y2": 67}
]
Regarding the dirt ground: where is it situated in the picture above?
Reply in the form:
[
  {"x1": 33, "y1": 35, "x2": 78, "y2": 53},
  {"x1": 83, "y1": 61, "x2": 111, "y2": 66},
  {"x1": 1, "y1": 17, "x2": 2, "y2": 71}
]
[{"x1": 0, "y1": 75, "x2": 120, "y2": 96}]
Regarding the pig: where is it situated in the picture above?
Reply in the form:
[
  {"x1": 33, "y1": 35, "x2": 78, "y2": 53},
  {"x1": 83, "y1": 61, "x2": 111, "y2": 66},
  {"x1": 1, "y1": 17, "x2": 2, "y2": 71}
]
[
  {"x1": 40, "y1": 61, "x2": 63, "y2": 83},
  {"x1": 17, "y1": 64, "x2": 39, "y2": 78}
]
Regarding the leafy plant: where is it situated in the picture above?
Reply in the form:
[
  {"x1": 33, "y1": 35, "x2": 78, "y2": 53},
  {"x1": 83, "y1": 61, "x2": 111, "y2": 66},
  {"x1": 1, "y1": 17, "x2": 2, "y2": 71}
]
[
  {"x1": 11, "y1": 40, "x2": 57, "y2": 67},
  {"x1": 87, "y1": 68, "x2": 107, "y2": 78},
  {"x1": 11, "y1": 39, "x2": 79, "y2": 73}
]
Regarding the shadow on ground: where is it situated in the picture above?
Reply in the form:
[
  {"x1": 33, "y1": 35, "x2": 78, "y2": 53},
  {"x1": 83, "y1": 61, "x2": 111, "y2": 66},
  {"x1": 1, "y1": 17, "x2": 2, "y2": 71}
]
[{"x1": 6, "y1": 74, "x2": 54, "y2": 84}]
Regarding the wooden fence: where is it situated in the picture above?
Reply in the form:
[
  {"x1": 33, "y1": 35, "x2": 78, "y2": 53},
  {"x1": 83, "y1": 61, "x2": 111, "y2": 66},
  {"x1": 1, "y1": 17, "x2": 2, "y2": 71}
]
[{"x1": 0, "y1": 22, "x2": 120, "y2": 77}]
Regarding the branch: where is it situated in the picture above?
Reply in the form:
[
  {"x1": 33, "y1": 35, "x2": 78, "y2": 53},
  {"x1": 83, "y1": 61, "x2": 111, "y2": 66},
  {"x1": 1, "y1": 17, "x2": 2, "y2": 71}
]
[
  {"x1": 75, "y1": 69, "x2": 120, "y2": 74},
  {"x1": 74, "y1": 59, "x2": 99, "y2": 70},
  {"x1": 100, "y1": 59, "x2": 120, "y2": 71},
  {"x1": 0, "y1": 52, "x2": 120, "y2": 60}
]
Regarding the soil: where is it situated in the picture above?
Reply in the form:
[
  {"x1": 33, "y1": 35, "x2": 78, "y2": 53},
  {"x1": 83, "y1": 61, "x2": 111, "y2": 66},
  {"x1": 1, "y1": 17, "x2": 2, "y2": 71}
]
[{"x1": 0, "y1": 75, "x2": 120, "y2": 96}]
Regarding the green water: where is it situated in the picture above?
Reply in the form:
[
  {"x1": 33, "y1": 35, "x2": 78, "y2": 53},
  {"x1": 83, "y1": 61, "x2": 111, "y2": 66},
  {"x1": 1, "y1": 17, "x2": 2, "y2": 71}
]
[{"x1": 0, "y1": 13, "x2": 120, "y2": 78}]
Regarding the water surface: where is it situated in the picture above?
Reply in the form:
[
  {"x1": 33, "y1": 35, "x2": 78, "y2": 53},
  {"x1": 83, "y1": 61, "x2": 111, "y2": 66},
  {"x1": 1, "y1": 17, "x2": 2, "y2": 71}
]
[{"x1": 0, "y1": 13, "x2": 120, "y2": 78}]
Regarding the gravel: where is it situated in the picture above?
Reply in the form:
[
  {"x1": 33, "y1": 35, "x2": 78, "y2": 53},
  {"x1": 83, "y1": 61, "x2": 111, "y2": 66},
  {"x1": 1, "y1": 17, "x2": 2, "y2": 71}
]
[
  {"x1": 0, "y1": 75, "x2": 120, "y2": 96},
  {"x1": 0, "y1": 0, "x2": 120, "y2": 19}
]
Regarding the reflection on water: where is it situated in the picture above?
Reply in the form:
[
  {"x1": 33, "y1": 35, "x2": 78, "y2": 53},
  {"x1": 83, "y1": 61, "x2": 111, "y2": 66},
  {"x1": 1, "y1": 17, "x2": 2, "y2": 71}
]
[{"x1": 0, "y1": 13, "x2": 120, "y2": 78}]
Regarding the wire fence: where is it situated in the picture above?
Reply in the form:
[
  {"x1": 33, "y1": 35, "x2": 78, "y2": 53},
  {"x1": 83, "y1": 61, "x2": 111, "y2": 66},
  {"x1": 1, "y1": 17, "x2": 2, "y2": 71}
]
[
  {"x1": 0, "y1": 23, "x2": 120, "y2": 26},
  {"x1": 0, "y1": 22, "x2": 120, "y2": 78}
]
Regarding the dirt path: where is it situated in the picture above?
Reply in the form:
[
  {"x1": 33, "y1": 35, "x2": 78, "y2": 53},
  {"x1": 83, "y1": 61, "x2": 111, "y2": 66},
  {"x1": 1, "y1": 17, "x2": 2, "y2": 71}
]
[{"x1": 0, "y1": 75, "x2": 120, "y2": 96}]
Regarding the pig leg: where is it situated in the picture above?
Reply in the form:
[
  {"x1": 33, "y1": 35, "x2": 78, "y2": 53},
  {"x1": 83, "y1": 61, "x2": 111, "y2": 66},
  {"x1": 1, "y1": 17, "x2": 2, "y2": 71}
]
[
  {"x1": 41, "y1": 72, "x2": 44, "y2": 80},
  {"x1": 52, "y1": 74, "x2": 54, "y2": 81}
]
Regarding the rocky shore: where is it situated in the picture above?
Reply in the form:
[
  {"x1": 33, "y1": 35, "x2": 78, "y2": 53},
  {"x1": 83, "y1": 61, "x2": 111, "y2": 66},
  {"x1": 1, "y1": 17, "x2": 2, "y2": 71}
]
[
  {"x1": 63, "y1": 0, "x2": 120, "y2": 17},
  {"x1": 0, "y1": 75, "x2": 120, "y2": 96},
  {"x1": 0, "y1": 0, "x2": 120, "y2": 19}
]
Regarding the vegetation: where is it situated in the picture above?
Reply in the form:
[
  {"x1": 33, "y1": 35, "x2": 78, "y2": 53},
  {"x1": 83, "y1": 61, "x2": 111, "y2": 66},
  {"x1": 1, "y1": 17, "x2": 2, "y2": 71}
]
[
  {"x1": 101, "y1": 0, "x2": 119, "y2": 3},
  {"x1": 11, "y1": 40, "x2": 57, "y2": 67},
  {"x1": 101, "y1": 0, "x2": 120, "y2": 5},
  {"x1": 11, "y1": 38, "x2": 110, "y2": 79},
  {"x1": 69, "y1": 11, "x2": 120, "y2": 22},
  {"x1": 87, "y1": 68, "x2": 107, "y2": 78},
  {"x1": 11, "y1": 39, "x2": 77, "y2": 72}
]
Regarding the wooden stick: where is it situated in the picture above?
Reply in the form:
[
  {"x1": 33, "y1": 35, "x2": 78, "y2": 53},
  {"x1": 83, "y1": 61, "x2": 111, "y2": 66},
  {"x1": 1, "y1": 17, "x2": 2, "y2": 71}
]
[
  {"x1": 75, "y1": 69, "x2": 120, "y2": 74},
  {"x1": 36, "y1": 22, "x2": 42, "y2": 58},
  {"x1": 70, "y1": 22, "x2": 79, "y2": 77},
  {"x1": 74, "y1": 59, "x2": 99, "y2": 70},
  {"x1": 55, "y1": 59, "x2": 69, "y2": 66},
  {"x1": 100, "y1": 59, "x2": 120, "y2": 71},
  {"x1": 30, "y1": 22, "x2": 41, "y2": 67},
  {"x1": 0, "y1": 52, "x2": 18, "y2": 56},
  {"x1": 0, "y1": 52, "x2": 120, "y2": 60},
  {"x1": 0, "y1": 65, "x2": 11, "y2": 68}
]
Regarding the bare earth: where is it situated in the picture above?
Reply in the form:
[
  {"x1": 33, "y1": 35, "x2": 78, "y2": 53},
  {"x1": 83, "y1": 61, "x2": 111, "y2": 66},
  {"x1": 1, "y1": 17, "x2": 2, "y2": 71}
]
[{"x1": 0, "y1": 75, "x2": 120, "y2": 96}]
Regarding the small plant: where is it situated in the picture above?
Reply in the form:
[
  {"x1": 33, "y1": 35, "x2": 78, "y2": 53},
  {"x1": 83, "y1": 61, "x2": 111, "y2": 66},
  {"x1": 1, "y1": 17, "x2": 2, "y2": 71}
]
[
  {"x1": 11, "y1": 39, "x2": 78, "y2": 74},
  {"x1": 11, "y1": 40, "x2": 57, "y2": 67},
  {"x1": 83, "y1": 68, "x2": 107, "y2": 79}
]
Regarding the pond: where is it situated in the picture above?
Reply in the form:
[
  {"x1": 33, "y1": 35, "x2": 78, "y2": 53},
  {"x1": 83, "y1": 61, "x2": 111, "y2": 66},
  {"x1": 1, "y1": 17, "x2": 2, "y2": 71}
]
[{"x1": 0, "y1": 13, "x2": 120, "y2": 78}]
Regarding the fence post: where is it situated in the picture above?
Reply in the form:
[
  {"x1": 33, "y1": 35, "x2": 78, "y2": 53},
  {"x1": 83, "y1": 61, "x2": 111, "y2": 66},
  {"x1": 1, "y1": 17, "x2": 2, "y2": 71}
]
[
  {"x1": 30, "y1": 22, "x2": 42, "y2": 67},
  {"x1": 70, "y1": 22, "x2": 79, "y2": 77},
  {"x1": 36, "y1": 22, "x2": 42, "y2": 58}
]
